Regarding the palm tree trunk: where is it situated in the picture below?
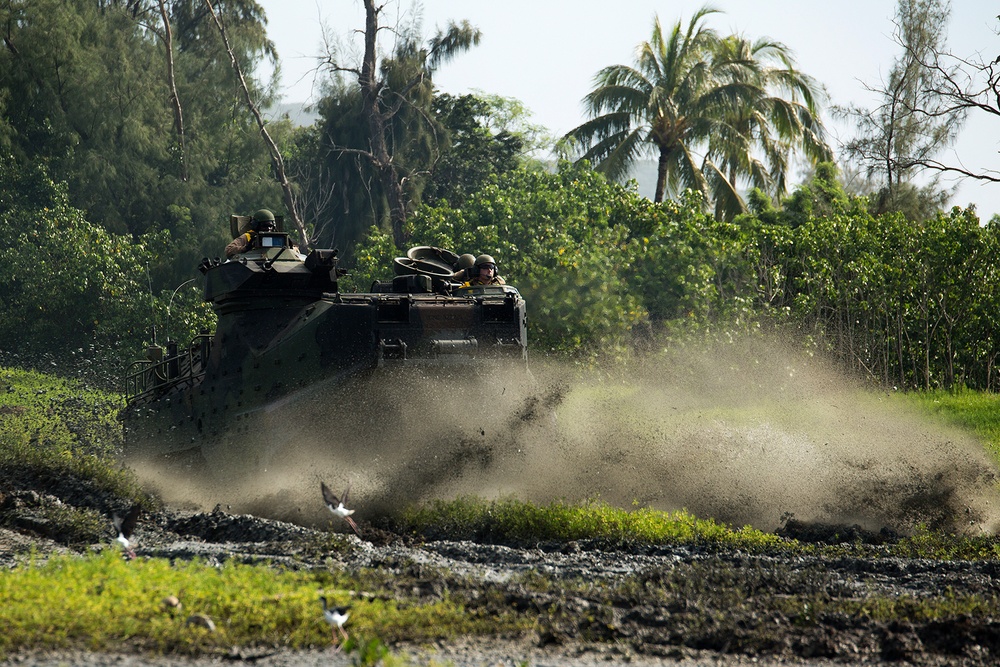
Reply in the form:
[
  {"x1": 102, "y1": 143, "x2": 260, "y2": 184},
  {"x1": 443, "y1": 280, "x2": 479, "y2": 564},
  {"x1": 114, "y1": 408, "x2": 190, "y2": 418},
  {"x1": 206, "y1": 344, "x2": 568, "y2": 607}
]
[{"x1": 654, "y1": 148, "x2": 669, "y2": 203}]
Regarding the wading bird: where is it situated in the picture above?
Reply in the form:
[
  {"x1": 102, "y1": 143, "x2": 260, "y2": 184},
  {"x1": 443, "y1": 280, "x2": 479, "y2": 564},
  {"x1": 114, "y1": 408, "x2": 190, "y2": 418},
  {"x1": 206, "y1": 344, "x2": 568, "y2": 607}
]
[
  {"x1": 112, "y1": 505, "x2": 140, "y2": 560},
  {"x1": 319, "y1": 596, "x2": 350, "y2": 649},
  {"x1": 321, "y1": 481, "x2": 360, "y2": 536}
]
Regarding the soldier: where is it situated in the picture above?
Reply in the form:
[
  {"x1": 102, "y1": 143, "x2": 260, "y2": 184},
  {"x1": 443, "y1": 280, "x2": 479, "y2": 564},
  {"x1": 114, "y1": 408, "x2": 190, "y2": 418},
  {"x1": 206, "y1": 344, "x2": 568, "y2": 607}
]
[
  {"x1": 462, "y1": 254, "x2": 506, "y2": 286},
  {"x1": 451, "y1": 253, "x2": 476, "y2": 282},
  {"x1": 226, "y1": 209, "x2": 276, "y2": 258}
]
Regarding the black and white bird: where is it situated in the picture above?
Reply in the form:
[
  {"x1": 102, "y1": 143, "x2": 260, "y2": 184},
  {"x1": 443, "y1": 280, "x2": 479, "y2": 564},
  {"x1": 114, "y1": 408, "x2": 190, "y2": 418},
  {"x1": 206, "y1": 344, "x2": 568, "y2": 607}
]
[
  {"x1": 112, "y1": 505, "x2": 140, "y2": 560},
  {"x1": 319, "y1": 596, "x2": 350, "y2": 648},
  {"x1": 321, "y1": 481, "x2": 360, "y2": 536}
]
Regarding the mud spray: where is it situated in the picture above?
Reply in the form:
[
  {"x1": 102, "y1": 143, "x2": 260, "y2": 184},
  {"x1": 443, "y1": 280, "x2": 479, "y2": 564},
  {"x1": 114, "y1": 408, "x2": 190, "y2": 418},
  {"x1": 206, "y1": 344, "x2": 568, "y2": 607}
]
[{"x1": 139, "y1": 336, "x2": 1000, "y2": 535}]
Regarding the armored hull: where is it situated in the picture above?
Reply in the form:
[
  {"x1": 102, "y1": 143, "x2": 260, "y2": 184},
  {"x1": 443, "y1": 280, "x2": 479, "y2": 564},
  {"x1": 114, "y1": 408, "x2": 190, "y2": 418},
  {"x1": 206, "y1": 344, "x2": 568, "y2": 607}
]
[{"x1": 120, "y1": 234, "x2": 527, "y2": 472}]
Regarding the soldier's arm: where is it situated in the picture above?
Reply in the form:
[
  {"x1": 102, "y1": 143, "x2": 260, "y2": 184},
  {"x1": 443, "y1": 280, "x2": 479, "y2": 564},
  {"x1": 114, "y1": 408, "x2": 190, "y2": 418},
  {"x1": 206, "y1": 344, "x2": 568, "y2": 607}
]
[{"x1": 225, "y1": 232, "x2": 253, "y2": 258}]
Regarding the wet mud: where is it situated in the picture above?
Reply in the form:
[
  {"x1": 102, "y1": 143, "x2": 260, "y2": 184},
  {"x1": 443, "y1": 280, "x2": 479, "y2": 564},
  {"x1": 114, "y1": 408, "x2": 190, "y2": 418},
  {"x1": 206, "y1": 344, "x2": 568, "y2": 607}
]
[{"x1": 6, "y1": 340, "x2": 1000, "y2": 664}]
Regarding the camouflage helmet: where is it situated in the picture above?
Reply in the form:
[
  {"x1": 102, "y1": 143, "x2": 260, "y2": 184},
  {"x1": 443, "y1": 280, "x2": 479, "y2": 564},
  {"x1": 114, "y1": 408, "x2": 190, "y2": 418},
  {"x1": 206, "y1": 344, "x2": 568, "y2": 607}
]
[
  {"x1": 456, "y1": 253, "x2": 476, "y2": 270},
  {"x1": 474, "y1": 254, "x2": 497, "y2": 270},
  {"x1": 252, "y1": 209, "x2": 275, "y2": 231}
]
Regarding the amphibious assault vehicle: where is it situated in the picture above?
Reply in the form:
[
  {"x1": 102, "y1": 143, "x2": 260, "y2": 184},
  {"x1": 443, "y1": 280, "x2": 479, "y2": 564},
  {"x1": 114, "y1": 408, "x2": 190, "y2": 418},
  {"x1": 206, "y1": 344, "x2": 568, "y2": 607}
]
[{"x1": 119, "y1": 214, "x2": 527, "y2": 472}]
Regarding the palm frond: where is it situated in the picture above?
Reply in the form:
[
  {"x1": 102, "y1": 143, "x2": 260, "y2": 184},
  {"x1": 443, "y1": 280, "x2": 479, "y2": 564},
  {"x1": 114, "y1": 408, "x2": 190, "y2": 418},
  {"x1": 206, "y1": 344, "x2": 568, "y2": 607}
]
[
  {"x1": 425, "y1": 20, "x2": 481, "y2": 71},
  {"x1": 594, "y1": 129, "x2": 649, "y2": 182},
  {"x1": 702, "y1": 158, "x2": 747, "y2": 219},
  {"x1": 565, "y1": 1, "x2": 827, "y2": 215}
]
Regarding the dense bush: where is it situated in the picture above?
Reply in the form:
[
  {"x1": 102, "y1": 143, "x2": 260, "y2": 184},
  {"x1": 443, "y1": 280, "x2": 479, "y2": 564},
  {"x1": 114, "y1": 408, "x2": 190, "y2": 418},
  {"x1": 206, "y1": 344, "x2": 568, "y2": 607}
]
[
  {"x1": 348, "y1": 161, "x2": 999, "y2": 390},
  {"x1": 2, "y1": 153, "x2": 997, "y2": 393},
  {"x1": 0, "y1": 158, "x2": 214, "y2": 385}
]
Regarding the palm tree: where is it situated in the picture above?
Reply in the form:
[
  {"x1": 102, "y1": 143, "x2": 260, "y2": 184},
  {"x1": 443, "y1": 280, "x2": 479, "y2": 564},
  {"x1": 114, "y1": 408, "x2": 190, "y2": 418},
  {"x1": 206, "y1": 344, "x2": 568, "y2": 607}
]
[
  {"x1": 703, "y1": 34, "x2": 831, "y2": 218},
  {"x1": 564, "y1": 5, "x2": 830, "y2": 219}
]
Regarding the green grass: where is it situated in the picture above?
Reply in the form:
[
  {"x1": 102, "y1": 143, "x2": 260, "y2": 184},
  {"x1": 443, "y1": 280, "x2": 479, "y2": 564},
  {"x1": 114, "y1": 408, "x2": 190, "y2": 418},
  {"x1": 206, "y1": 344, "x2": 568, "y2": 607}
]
[
  {"x1": 899, "y1": 388, "x2": 1000, "y2": 464},
  {"x1": 8, "y1": 365, "x2": 1000, "y2": 657},
  {"x1": 0, "y1": 366, "x2": 149, "y2": 506},
  {"x1": 0, "y1": 550, "x2": 523, "y2": 658},
  {"x1": 399, "y1": 496, "x2": 791, "y2": 551}
]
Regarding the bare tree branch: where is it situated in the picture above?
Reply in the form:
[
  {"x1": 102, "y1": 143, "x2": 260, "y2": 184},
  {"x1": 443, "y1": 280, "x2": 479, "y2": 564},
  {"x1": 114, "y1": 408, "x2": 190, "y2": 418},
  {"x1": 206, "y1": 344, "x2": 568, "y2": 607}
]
[
  {"x1": 905, "y1": 158, "x2": 1000, "y2": 183},
  {"x1": 204, "y1": 0, "x2": 309, "y2": 250},
  {"x1": 156, "y1": 0, "x2": 187, "y2": 181}
]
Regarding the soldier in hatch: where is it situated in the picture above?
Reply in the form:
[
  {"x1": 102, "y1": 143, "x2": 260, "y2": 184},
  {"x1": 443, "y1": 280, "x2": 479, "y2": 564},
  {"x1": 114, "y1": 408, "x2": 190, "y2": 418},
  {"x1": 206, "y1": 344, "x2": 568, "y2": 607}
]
[
  {"x1": 225, "y1": 209, "x2": 276, "y2": 258},
  {"x1": 462, "y1": 254, "x2": 506, "y2": 286}
]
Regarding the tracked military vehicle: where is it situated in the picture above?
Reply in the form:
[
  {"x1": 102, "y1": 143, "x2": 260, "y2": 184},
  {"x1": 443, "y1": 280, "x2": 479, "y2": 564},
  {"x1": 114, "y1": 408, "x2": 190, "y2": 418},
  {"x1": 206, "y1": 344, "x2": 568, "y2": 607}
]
[{"x1": 119, "y1": 214, "x2": 527, "y2": 472}]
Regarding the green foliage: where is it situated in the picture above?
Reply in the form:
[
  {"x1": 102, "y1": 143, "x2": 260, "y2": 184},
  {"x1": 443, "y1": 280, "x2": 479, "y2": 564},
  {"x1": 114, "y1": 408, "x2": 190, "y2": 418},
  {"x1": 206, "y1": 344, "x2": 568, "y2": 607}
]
[
  {"x1": 340, "y1": 225, "x2": 400, "y2": 292},
  {"x1": 0, "y1": 159, "x2": 214, "y2": 379},
  {"x1": 0, "y1": 0, "x2": 284, "y2": 290},
  {"x1": 774, "y1": 199, "x2": 997, "y2": 390},
  {"x1": 892, "y1": 524, "x2": 1000, "y2": 560},
  {"x1": 423, "y1": 93, "x2": 527, "y2": 208},
  {"x1": 398, "y1": 163, "x2": 650, "y2": 357},
  {"x1": 0, "y1": 366, "x2": 144, "y2": 503},
  {"x1": 399, "y1": 496, "x2": 788, "y2": 551},
  {"x1": 343, "y1": 155, "x2": 1000, "y2": 391}
]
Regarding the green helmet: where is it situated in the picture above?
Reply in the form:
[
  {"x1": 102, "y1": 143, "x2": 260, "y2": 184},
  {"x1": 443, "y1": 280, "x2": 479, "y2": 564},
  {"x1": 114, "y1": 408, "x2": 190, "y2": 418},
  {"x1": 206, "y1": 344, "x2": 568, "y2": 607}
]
[
  {"x1": 252, "y1": 209, "x2": 275, "y2": 231},
  {"x1": 474, "y1": 254, "x2": 497, "y2": 270},
  {"x1": 457, "y1": 254, "x2": 476, "y2": 270}
]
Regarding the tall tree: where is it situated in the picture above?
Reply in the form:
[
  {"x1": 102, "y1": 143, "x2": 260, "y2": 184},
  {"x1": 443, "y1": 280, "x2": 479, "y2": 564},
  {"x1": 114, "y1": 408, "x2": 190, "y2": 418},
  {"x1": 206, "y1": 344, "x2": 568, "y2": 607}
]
[
  {"x1": 0, "y1": 0, "x2": 284, "y2": 289},
  {"x1": 887, "y1": 10, "x2": 1000, "y2": 186},
  {"x1": 422, "y1": 93, "x2": 536, "y2": 207},
  {"x1": 563, "y1": 5, "x2": 828, "y2": 219},
  {"x1": 838, "y1": 0, "x2": 962, "y2": 215},
  {"x1": 319, "y1": 1, "x2": 480, "y2": 247}
]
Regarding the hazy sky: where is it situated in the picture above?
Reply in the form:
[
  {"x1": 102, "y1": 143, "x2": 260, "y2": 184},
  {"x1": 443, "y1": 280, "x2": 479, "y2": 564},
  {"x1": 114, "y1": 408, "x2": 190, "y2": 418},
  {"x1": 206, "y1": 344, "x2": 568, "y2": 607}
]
[{"x1": 255, "y1": 0, "x2": 999, "y2": 218}]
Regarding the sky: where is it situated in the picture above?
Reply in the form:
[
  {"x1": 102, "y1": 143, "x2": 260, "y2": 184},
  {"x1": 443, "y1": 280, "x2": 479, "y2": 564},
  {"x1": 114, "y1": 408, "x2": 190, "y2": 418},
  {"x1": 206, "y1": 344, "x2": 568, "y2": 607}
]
[{"x1": 255, "y1": 0, "x2": 1000, "y2": 219}]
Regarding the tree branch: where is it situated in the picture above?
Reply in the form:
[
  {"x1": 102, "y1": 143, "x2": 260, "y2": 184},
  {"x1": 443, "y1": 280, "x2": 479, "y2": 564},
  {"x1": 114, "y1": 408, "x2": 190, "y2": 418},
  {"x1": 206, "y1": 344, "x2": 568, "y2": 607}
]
[
  {"x1": 204, "y1": 0, "x2": 309, "y2": 250},
  {"x1": 157, "y1": 0, "x2": 187, "y2": 181}
]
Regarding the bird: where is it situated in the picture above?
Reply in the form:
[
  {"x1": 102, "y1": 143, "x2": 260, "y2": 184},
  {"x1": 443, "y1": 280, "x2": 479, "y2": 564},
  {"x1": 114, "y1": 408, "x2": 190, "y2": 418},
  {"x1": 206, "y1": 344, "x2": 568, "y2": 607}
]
[
  {"x1": 112, "y1": 505, "x2": 140, "y2": 560},
  {"x1": 319, "y1": 596, "x2": 350, "y2": 649},
  {"x1": 321, "y1": 481, "x2": 360, "y2": 536}
]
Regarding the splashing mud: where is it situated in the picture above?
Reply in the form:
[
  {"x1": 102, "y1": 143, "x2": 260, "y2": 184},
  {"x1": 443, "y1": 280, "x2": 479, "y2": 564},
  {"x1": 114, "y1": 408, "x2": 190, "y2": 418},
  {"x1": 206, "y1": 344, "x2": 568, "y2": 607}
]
[{"x1": 135, "y1": 337, "x2": 1000, "y2": 534}]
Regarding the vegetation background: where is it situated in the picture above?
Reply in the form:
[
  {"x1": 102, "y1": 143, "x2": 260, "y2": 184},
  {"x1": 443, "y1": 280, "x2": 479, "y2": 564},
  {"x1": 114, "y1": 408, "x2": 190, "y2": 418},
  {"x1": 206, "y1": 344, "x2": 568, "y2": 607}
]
[
  {"x1": 4, "y1": 6, "x2": 1000, "y2": 660},
  {"x1": 0, "y1": 0, "x2": 997, "y2": 397}
]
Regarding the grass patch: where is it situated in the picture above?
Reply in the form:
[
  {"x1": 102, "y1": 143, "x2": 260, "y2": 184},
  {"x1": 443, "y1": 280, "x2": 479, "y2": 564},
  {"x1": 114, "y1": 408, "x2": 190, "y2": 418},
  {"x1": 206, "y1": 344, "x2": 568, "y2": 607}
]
[
  {"x1": 0, "y1": 365, "x2": 148, "y2": 507},
  {"x1": 899, "y1": 388, "x2": 1000, "y2": 465},
  {"x1": 0, "y1": 550, "x2": 524, "y2": 658},
  {"x1": 398, "y1": 496, "x2": 1000, "y2": 561},
  {"x1": 891, "y1": 524, "x2": 1000, "y2": 560},
  {"x1": 398, "y1": 496, "x2": 791, "y2": 552}
]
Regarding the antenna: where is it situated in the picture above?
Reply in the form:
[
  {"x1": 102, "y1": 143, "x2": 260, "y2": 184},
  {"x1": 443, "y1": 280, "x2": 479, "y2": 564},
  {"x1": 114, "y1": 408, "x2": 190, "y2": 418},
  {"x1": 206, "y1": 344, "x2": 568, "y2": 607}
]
[
  {"x1": 146, "y1": 264, "x2": 157, "y2": 345},
  {"x1": 165, "y1": 278, "x2": 197, "y2": 343}
]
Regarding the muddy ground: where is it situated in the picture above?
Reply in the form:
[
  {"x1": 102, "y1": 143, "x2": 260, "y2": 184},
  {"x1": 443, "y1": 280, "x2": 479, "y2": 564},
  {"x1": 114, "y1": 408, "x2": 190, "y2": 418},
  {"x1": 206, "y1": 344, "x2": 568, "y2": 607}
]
[
  {"x1": 3, "y1": 468, "x2": 1000, "y2": 667},
  {"x1": 7, "y1": 349, "x2": 1000, "y2": 665}
]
